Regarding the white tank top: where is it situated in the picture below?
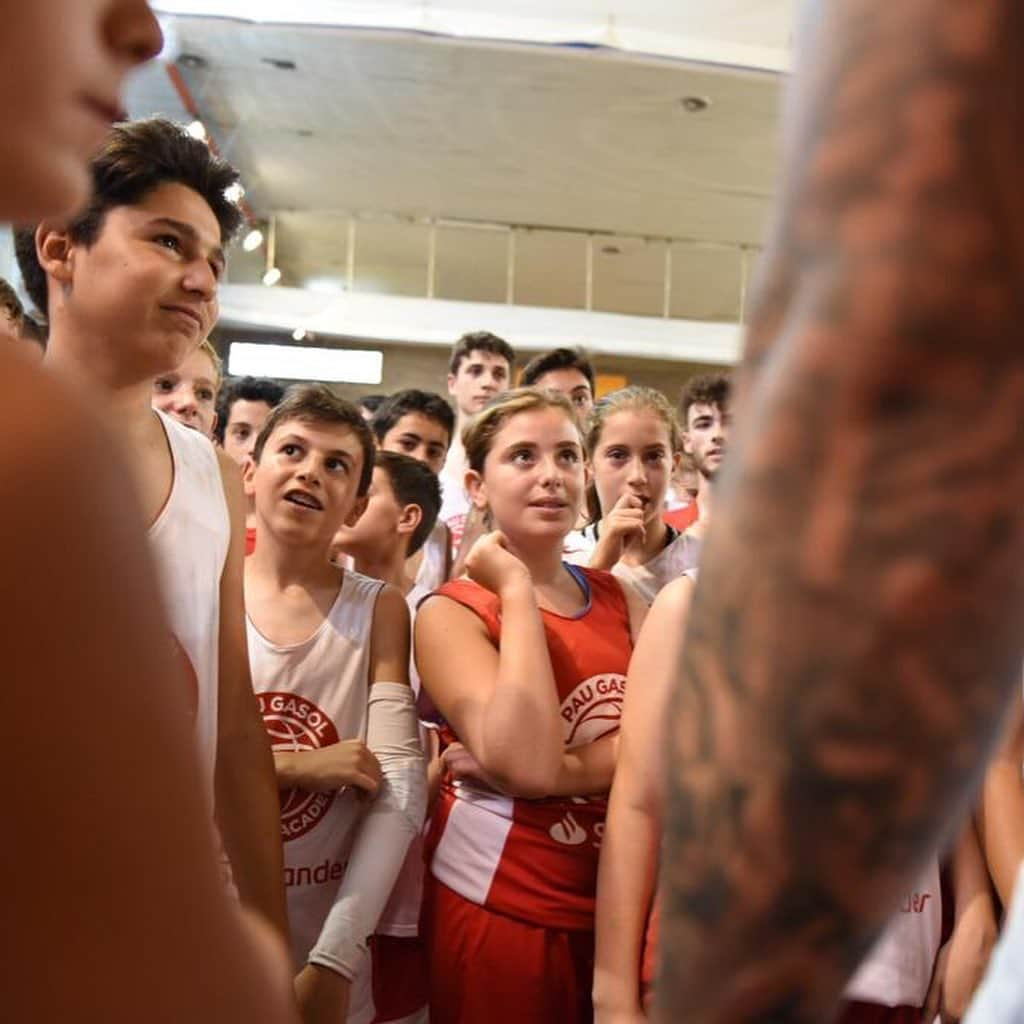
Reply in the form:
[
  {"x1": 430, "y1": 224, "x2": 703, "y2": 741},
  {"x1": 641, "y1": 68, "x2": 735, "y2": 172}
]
[
  {"x1": 613, "y1": 530, "x2": 702, "y2": 605},
  {"x1": 844, "y1": 859, "x2": 942, "y2": 1008},
  {"x1": 248, "y1": 570, "x2": 384, "y2": 967},
  {"x1": 148, "y1": 411, "x2": 230, "y2": 811},
  {"x1": 413, "y1": 520, "x2": 449, "y2": 592}
]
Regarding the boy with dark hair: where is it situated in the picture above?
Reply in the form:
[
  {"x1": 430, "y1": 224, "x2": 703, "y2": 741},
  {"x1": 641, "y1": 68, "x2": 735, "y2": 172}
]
[
  {"x1": 16, "y1": 116, "x2": 288, "y2": 941},
  {"x1": 441, "y1": 330, "x2": 515, "y2": 558},
  {"x1": 217, "y1": 375, "x2": 287, "y2": 462},
  {"x1": 372, "y1": 389, "x2": 455, "y2": 588},
  {"x1": 216, "y1": 374, "x2": 287, "y2": 554},
  {"x1": 244, "y1": 385, "x2": 426, "y2": 1024},
  {"x1": 520, "y1": 346, "x2": 596, "y2": 417},
  {"x1": 0, "y1": 277, "x2": 24, "y2": 341},
  {"x1": 332, "y1": 449, "x2": 441, "y2": 1024},
  {"x1": 371, "y1": 389, "x2": 454, "y2": 476},
  {"x1": 674, "y1": 372, "x2": 733, "y2": 538}
]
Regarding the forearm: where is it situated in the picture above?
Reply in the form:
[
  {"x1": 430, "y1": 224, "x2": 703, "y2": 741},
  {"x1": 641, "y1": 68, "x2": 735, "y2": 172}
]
[
  {"x1": 589, "y1": 530, "x2": 619, "y2": 571},
  {"x1": 479, "y1": 583, "x2": 564, "y2": 793},
  {"x1": 594, "y1": 797, "x2": 659, "y2": 1015},
  {"x1": 980, "y1": 760, "x2": 1024, "y2": 907},
  {"x1": 551, "y1": 735, "x2": 619, "y2": 797},
  {"x1": 217, "y1": 709, "x2": 290, "y2": 942},
  {"x1": 657, "y1": 3, "x2": 1024, "y2": 1019},
  {"x1": 309, "y1": 684, "x2": 426, "y2": 979}
]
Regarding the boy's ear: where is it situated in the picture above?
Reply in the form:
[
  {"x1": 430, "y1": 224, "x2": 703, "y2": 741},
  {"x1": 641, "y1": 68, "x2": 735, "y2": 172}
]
[
  {"x1": 241, "y1": 456, "x2": 257, "y2": 498},
  {"x1": 465, "y1": 468, "x2": 487, "y2": 512},
  {"x1": 446, "y1": 372, "x2": 458, "y2": 397},
  {"x1": 681, "y1": 431, "x2": 694, "y2": 457},
  {"x1": 344, "y1": 494, "x2": 369, "y2": 528},
  {"x1": 36, "y1": 222, "x2": 76, "y2": 290},
  {"x1": 396, "y1": 502, "x2": 423, "y2": 542}
]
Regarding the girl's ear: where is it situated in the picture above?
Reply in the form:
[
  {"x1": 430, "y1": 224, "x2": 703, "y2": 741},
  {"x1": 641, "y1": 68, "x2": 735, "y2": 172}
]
[{"x1": 465, "y1": 468, "x2": 488, "y2": 513}]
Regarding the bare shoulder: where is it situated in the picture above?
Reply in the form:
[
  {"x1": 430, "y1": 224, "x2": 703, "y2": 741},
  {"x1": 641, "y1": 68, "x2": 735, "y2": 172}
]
[
  {"x1": 648, "y1": 574, "x2": 696, "y2": 624},
  {"x1": 373, "y1": 583, "x2": 411, "y2": 631}
]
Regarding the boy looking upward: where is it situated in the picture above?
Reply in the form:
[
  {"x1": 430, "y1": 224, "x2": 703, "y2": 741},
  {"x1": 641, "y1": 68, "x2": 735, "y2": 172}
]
[{"x1": 244, "y1": 386, "x2": 427, "y2": 1024}]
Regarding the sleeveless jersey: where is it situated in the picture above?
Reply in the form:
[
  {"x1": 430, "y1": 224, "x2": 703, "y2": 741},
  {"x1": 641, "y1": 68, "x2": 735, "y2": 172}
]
[
  {"x1": 413, "y1": 520, "x2": 449, "y2": 592},
  {"x1": 426, "y1": 566, "x2": 633, "y2": 931},
  {"x1": 248, "y1": 570, "x2": 385, "y2": 967},
  {"x1": 148, "y1": 411, "x2": 229, "y2": 811},
  {"x1": 438, "y1": 450, "x2": 470, "y2": 557},
  {"x1": 844, "y1": 859, "x2": 942, "y2": 1009},
  {"x1": 612, "y1": 531, "x2": 701, "y2": 605}
]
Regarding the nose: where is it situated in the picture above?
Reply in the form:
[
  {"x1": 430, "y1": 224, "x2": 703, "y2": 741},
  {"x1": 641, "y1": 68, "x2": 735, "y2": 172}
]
[
  {"x1": 105, "y1": 1, "x2": 165, "y2": 67},
  {"x1": 295, "y1": 454, "x2": 322, "y2": 487},
  {"x1": 625, "y1": 454, "x2": 647, "y2": 485},
  {"x1": 182, "y1": 258, "x2": 218, "y2": 305}
]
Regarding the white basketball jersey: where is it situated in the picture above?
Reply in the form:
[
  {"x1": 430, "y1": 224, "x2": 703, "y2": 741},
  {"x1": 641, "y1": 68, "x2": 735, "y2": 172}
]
[
  {"x1": 612, "y1": 531, "x2": 702, "y2": 605},
  {"x1": 148, "y1": 411, "x2": 230, "y2": 811},
  {"x1": 413, "y1": 520, "x2": 449, "y2": 592},
  {"x1": 438, "y1": 448, "x2": 470, "y2": 556},
  {"x1": 844, "y1": 859, "x2": 942, "y2": 1008},
  {"x1": 248, "y1": 570, "x2": 384, "y2": 969}
]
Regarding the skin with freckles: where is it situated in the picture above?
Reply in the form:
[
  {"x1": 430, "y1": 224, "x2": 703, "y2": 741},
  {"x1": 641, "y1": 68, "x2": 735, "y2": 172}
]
[{"x1": 658, "y1": 1, "x2": 1024, "y2": 1021}]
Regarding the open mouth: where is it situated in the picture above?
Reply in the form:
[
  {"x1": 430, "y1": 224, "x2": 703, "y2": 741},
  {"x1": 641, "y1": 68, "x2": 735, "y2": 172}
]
[{"x1": 284, "y1": 490, "x2": 323, "y2": 511}]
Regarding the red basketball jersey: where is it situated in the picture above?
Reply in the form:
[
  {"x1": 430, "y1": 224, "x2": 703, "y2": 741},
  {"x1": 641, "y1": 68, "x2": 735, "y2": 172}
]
[{"x1": 426, "y1": 566, "x2": 633, "y2": 931}]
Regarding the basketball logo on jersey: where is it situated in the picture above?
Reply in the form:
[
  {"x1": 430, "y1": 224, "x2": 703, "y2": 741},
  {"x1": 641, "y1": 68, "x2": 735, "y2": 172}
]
[
  {"x1": 560, "y1": 673, "x2": 626, "y2": 746},
  {"x1": 257, "y1": 691, "x2": 340, "y2": 841}
]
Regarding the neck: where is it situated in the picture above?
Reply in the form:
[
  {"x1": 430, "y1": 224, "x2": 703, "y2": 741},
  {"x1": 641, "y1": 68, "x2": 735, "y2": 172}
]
[
  {"x1": 503, "y1": 535, "x2": 567, "y2": 586},
  {"x1": 696, "y1": 471, "x2": 714, "y2": 523},
  {"x1": 247, "y1": 529, "x2": 339, "y2": 592},
  {"x1": 46, "y1": 321, "x2": 154, "y2": 440},
  {"x1": 352, "y1": 547, "x2": 413, "y2": 593}
]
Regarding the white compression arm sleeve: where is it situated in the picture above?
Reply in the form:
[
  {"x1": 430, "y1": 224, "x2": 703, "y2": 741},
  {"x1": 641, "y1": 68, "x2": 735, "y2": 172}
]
[{"x1": 308, "y1": 682, "x2": 427, "y2": 980}]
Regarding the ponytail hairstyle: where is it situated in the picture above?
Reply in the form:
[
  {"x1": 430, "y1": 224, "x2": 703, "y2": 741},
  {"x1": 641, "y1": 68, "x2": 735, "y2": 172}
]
[{"x1": 582, "y1": 385, "x2": 682, "y2": 524}]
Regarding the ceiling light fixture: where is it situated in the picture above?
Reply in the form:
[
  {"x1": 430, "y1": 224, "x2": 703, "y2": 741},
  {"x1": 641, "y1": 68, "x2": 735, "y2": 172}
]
[
  {"x1": 262, "y1": 267, "x2": 282, "y2": 287},
  {"x1": 185, "y1": 119, "x2": 208, "y2": 140},
  {"x1": 242, "y1": 228, "x2": 264, "y2": 252},
  {"x1": 228, "y1": 342, "x2": 383, "y2": 385},
  {"x1": 292, "y1": 328, "x2": 309, "y2": 342},
  {"x1": 680, "y1": 96, "x2": 711, "y2": 113},
  {"x1": 225, "y1": 182, "x2": 246, "y2": 204}
]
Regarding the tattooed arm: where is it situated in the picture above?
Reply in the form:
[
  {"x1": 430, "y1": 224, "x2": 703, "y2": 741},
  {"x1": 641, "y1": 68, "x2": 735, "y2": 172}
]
[{"x1": 657, "y1": 2, "x2": 1024, "y2": 1021}]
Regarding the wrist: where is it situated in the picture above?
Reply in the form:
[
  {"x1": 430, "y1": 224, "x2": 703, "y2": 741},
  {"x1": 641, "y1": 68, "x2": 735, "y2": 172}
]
[{"x1": 497, "y1": 570, "x2": 533, "y2": 598}]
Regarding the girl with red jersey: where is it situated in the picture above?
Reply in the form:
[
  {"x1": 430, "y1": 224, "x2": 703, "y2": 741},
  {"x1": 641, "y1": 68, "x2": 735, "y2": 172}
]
[{"x1": 415, "y1": 388, "x2": 646, "y2": 1024}]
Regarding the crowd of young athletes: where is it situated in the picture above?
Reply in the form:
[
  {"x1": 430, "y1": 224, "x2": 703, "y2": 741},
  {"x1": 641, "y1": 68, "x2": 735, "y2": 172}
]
[{"x1": 0, "y1": 9, "x2": 1019, "y2": 1021}]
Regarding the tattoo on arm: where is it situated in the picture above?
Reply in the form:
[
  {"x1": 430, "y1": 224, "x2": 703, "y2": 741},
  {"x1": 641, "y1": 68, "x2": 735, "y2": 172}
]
[{"x1": 657, "y1": 1, "x2": 1024, "y2": 1020}]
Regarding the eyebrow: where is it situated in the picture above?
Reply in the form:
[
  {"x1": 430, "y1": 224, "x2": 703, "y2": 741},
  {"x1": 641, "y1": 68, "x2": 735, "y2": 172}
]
[{"x1": 150, "y1": 217, "x2": 226, "y2": 271}]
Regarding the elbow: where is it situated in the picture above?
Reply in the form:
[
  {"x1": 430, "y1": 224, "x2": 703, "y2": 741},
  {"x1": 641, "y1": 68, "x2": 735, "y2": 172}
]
[{"x1": 482, "y1": 751, "x2": 561, "y2": 800}]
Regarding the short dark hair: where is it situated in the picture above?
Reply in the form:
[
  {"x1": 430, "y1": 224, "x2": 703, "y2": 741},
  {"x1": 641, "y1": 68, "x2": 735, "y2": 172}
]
[
  {"x1": 252, "y1": 383, "x2": 375, "y2": 496},
  {"x1": 214, "y1": 376, "x2": 286, "y2": 444},
  {"x1": 371, "y1": 389, "x2": 455, "y2": 447},
  {"x1": 358, "y1": 394, "x2": 388, "y2": 417},
  {"x1": 520, "y1": 347, "x2": 595, "y2": 394},
  {"x1": 0, "y1": 278, "x2": 23, "y2": 326},
  {"x1": 20, "y1": 315, "x2": 47, "y2": 350},
  {"x1": 448, "y1": 330, "x2": 515, "y2": 376},
  {"x1": 375, "y1": 451, "x2": 442, "y2": 557},
  {"x1": 679, "y1": 372, "x2": 732, "y2": 426},
  {"x1": 15, "y1": 117, "x2": 243, "y2": 316}
]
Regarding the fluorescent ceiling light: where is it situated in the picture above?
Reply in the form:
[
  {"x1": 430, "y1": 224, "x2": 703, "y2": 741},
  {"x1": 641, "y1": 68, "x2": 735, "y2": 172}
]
[
  {"x1": 242, "y1": 228, "x2": 264, "y2": 252},
  {"x1": 185, "y1": 119, "x2": 207, "y2": 141},
  {"x1": 262, "y1": 267, "x2": 282, "y2": 286},
  {"x1": 228, "y1": 342, "x2": 383, "y2": 384}
]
